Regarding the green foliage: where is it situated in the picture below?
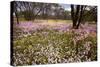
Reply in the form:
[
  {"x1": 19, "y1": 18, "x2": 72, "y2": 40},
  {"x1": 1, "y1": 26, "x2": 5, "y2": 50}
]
[
  {"x1": 81, "y1": 6, "x2": 97, "y2": 23},
  {"x1": 22, "y1": 10, "x2": 33, "y2": 21}
]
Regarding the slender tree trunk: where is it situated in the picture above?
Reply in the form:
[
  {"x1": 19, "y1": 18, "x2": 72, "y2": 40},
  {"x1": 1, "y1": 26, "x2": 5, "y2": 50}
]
[
  {"x1": 71, "y1": 5, "x2": 76, "y2": 28},
  {"x1": 14, "y1": 2, "x2": 19, "y2": 24},
  {"x1": 76, "y1": 6, "x2": 84, "y2": 29},
  {"x1": 32, "y1": 7, "x2": 42, "y2": 21},
  {"x1": 15, "y1": 11, "x2": 19, "y2": 24}
]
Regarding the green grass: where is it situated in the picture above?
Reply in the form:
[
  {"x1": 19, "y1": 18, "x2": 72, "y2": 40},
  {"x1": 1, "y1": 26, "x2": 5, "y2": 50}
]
[{"x1": 13, "y1": 30, "x2": 97, "y2": 66}]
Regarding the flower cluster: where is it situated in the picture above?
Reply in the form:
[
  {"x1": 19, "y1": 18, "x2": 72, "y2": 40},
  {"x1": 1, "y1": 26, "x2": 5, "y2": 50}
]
[{"x1": 13, "y1": 22, "x2": 97, "y2": 66}]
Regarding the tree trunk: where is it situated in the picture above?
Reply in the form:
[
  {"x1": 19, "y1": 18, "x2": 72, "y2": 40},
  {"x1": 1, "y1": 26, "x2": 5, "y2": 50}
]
[
  {"x1": 14, "y1": 2, "x2": 19, "y2": 24},
  {"x1": 74, "y1": 5, "x2": 81, "y2": 29},
  {"x1": 71, "y1": 5, "x2": 76, "y2": 28},
  {"x1": 15, "y1": 11, "x2": 19, "y2": 24},
  {"x1": 76, "y1": 6, "x2": 84, "y2": 29},
  {"x1": 71, "y1": 5, "x2": 85, "y2": 29}
]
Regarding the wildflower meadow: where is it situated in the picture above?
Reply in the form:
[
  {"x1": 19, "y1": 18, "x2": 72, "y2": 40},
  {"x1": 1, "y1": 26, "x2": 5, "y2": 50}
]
[{"x1": 11, "y1": 1, "x2": 97, "y2": 66}]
